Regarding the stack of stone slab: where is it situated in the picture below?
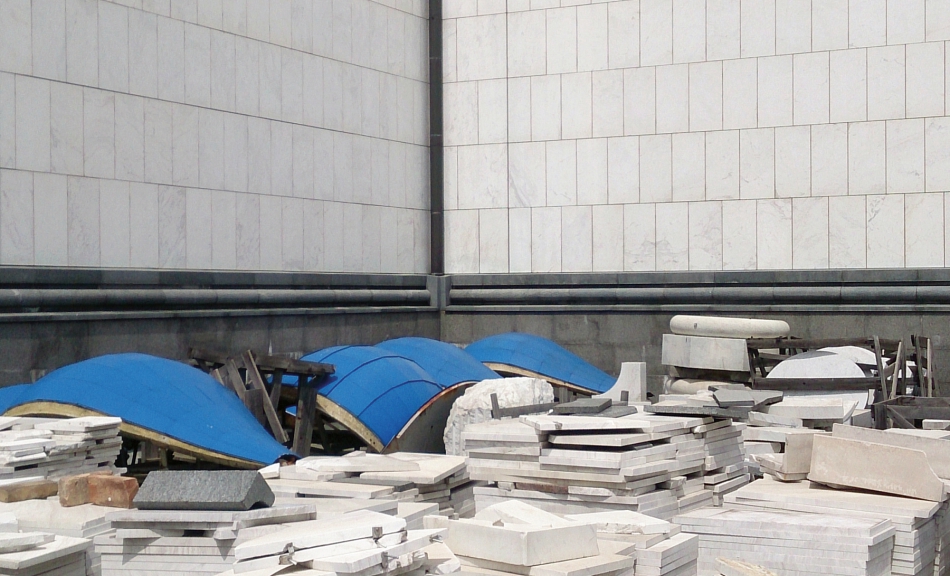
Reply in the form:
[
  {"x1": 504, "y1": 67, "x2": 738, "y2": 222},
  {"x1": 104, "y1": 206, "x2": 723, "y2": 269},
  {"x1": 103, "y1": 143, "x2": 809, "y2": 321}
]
[
  {"x1": 0, "y1": 417, "x2": 123, "y2": 482},
  {"x1": 725, "y1": 477, "x2": 949, "y2": 576},
  {"x1": 0, "y1": 532, "x2": 92, "y2": 576},
  {"x1": 675, "y1": 506, "x2": 895, "y2": 576},
  {"x1": 227, "y1": 509, "x2": 442, "y2": 575},
  {"x1": 741, "y1": 423, "x2": 827, "y2": 482},
  {"x1": 463, "y1": 413, "x2": 754, "y2": 519}
]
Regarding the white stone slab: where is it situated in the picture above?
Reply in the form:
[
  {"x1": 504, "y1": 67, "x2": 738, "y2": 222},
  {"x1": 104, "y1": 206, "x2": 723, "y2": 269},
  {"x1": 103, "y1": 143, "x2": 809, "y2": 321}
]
[
  {"x1": 297, "y1": 453, "x2": 420, "y2": 474},
  {"x1": 766, "y1": 350, "x2": 865, "y2": 379},
  {"x1": 563, "y1": 511, "x2": 672, "y2": 535},
  {"x1": 809, "y1": 435, "x2": 946, "y2": 501},
  {"x1": 34, "y1": 417, "x2": 122, "y2": 433},
  {"x1": 766, "y1": 398, "x2": 857, "y2": 421},
  {"x1": 267, "y1": 479, "x2": 394, "y2": 499},
  {"x1": 747, "y1": 412, "x2": 803, "y2": 428},
  {"x1": 0, "y1": 535, "x2": 90, "y2": 570},
  {"x1": 457, "y1": 550, "x2": 633, "y2": 576},
  {"x1": 832, "y1": 424, "x2": 950, "y2": 479},
  {"x1": 670, "y1": 316, "x2": 790, "y2": 339},
  {"x1": 661, "y1": 334, "x2": 750, "y2": 372},
  {"x1": 359, "y1": 454, "x2": 466, "y2": 485},
  {"x1": 474, "y1": 501, "x2": 573, "y2": 527},
  {"x1": 595, "y1": 362, "x2": 645, "y2": 403},
  {"x1": 0, "y1": 531, "x2": 54, "y2": 553},
  {"x1": 443, "y1": 518, "x2": 599, "y2": 566},
  {"x1": 259, "y1": 464, "x2": 279, "y2": 479},
  {"x1": 924, "y1": 420, "x2": 950, "y2": 431}
]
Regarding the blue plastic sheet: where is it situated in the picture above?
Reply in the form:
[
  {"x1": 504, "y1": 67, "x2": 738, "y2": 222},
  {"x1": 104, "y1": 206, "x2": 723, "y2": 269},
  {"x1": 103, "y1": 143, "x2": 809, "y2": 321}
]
[{"x1": 376, "y1": 337, "x2": 499, "y2": 387}]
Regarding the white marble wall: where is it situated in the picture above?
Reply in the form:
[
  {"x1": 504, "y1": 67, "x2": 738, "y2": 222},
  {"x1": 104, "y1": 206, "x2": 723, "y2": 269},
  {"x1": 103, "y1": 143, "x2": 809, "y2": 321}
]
[
  {"x1": 443, "y1": 0, "x2": 950, "y2": 273},
  {"x1": 0, "y1": 0, "x2": 430, "y2": 273}
]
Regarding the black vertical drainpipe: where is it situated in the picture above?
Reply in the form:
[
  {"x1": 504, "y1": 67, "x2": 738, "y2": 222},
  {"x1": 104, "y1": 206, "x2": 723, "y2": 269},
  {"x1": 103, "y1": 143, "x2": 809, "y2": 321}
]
[{"x1": 428, "y1": 0, "x2": 445, "y2": 275}]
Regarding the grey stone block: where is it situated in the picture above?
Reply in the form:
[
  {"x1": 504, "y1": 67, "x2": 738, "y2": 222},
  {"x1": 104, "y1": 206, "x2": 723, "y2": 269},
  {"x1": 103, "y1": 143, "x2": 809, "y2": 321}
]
[
  {"x1": 644, "y1": 404, "x2": 750, "y2": 419},
  {"x1": 553, "y1": 398, "x2": 612, "y2": 415},
  {"x1": 133, "y1": 471, "x2": 275, "y2": 511},
  {"x1": 713, "y1": 389, "x2": 754, "y2": 408},
  {"x1": 592, "y1": 405, "x2": 640, "y2": 418}
]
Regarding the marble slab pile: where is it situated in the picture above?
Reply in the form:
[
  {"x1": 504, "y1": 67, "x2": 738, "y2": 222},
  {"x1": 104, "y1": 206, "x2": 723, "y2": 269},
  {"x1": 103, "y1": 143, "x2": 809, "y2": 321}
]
[
  {"x1": 462, "y1": 413, "x2": 748, "y2": 519},
  {"x1": 227, "y1": 509, "x2": 443, "y2": 575},
  {"x1": 675, "y1": 506, "x2": 895, "y2": 576},
  {"x1": 0, "y1": 532, "x2": 92, "y2": 576},
  {"x1": 725, "y1": 477, "x2": 950, "y2": 576},
  {"x1": 93, "y1": 504, "x2": 315, "y2": 576},
  {"x1": 270, "y1": 453, "x2": 478, "y2": 517},
  {"x1": 0, "y1": 417, "x2": 124, "y2": 482},
  {"x1": 741, "y1": 425, "x2": 827, "y2": 482}
]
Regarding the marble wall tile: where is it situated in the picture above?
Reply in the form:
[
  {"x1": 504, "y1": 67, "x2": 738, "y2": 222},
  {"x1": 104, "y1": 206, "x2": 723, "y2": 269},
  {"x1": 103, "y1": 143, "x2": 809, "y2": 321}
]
[
  {"x1": 775, "y1": 126, "x2": 810, "y2": 198},
  {"x1": 456, "y1": 14, "x2": 506, "y2": 81},
  {"x1": 387, "y1": 141, "x2": 406, "y2": 207},
  {"x1": 457, "y1": 143, "x2": 507, "y2": 208},
  {"x1": 171, "y1": 0, "x2": 198, "y2": 23},
  {"x1": 740, "y1": 128, "x2": 775, "y2": 199},
  {"x1": 508, "y1": 141, "x2": 546, "y2": 207},
  {"x1": 234, "y1": 37, "x2": 260, "y2": 117},
  {"x1": 623, "y1": 67, "x2": 656, "y2": 135},
  {"x1": 350, "y1": 134, "x2": 372, "y2": 203},
  {"x1": 33, "y1": 173, "x2": 68, "y2": 266},
  {"x1": 234, "y1": 192, "x2": 260, "y2": 270},
  {"x1": 689, "y1": 61, "x2": 722, "y2": 132},
  {"x1": 414, "y1": 209, "x2": 431, "y2": 273},
  {"x1": 15, "y1": 77, "x2": 51, "y2": 173},
  {"x1": 292, "y1": 125, "x2": 315, "y2": 200},
  {"x1": 506, "y1": 10, "x2": 545, "y2": 77},
  {"x1": 547, "y1": 140, "x2": 577, "y2": 206},
  {"x1": 706, "y1": 0, "x2": 740, "y2": 60},
  {"x1": 0, "y1": 73, "x2": 14, "y2": 169},
  {"x1": 223, "y1": 111, "x2": 248, "y2": 194},
  {"x1": 259, "y1": 195, "x2": 283, "y2": 270},
  {"x1": 303, "y1": 199, "x2": 326, "y2": 272},
  {"x1": 444, "y1": 81, "x2": 478, "y2": 146},
  {"x1": 283, "y1": 196, "x2": 305, "y2": 270},
  {"x1": 830, "y1": 49, "x2": 867, "y2": 123},
  {"x1": 758, "y1": 56, "x2": 793, "y2": 127},
  {"x1": 172, "y1": 103, "x2": 199, "y2": 187},
  {"x1": 370, "y1": 138, "x2": 389, "y2": 206},
  {"x1": 792, "y1": 196, "x2": 829, "y2": 268},
  {"x1": 866, "y1": 194, "x2": 904, "y2": 267},
  {"x1": 775, "y1": 0, "x2": 810, "y2": 54},
  {"x1": 812, "y1": 0, "x2": 848, "y2": 51},
  {"x1": 322, "y1": 59, "x2": 344, "y2": 131},
  {"x1": 68, "y1": 176, "x2": 101, "y2": 266},
  {"x1": 578, "y1": 4, "x2": 608, "y2": 72},
  {"x1": 640, "y1": 0, "x2": 673, "y2": 66},
  {"x1": 531, "y1": 206, "x2": 561, "y2": 272},
  {"x1": 592, "y1": 204, "x2": 623, "y2": 270},
  {"x1": 115, "y1": 94, "x2": 145, "y2": 183},
  {"x1": 65, "y1": 0, "x2": 98, "y2": 85},
  {"x1": 577, "y1": 138, "x2": 608, "y2": 205},
  {"x1": 259, "y1": 44, "x2": 283, "y2": 120},
  {"x1": 740, "y1": 0, "x2": 775, "y2": 58},
  {"x1": 509, "y1": 207, "x2": 532, "y2": 272},
  {"x1": 562, "y1": 73, "x2": 593, "y2": 140},
  {"x1": 547, "y1": 7, "x2": 578, "y2": 74},
  {"x1": 282, "y1": 50, "x2": 305, "y2": 125},
  {"x1": 828, "y1": 195, "x2": 866, "y2": 267},
  {"x1": 129, "y1": 10, "x2": 158, "y2": 99},
  {"x1": 905, "y1": 42, "x2": 945, "y2": 119},
  {"x1": 185, "y1": 187, "x2": 212, "y2": 268},
  {"x1": 32, "y1": 0, "x2": 67, "y2": 81},
  {"x1": 905, "y1": 193, "x2": 943, "y2": 267},
  {"x1": 129, "y1": 182, "x2": 159, "y2": 268},
  {"x1": 849, "y1": 121, "x2": 886, "y2": 195},
  {"x1": 608, "y1": 136, "x2": 640, "y2": 204},
  {"x1": 197, "y1": 0, "x2": 223, "y2": 28},
  {"x1": 479, "y1": 207, "x2": 509, "y2": 272},
  {"x1": 223, "y1": 0, "x2": 248, "y2": 36},
  {"x1": 811, "y1": 123, "x2": 848, "y2": 195},
  {"x1": 445, "y1": 209, "x2": 479, "y2": 272},
  {"x1": 270, "y1": 0, "x2": 293, "y2": 47},
  {"x1": 195, "y1": 108, "x2": 223, "y2": 191},
  {"x1": 886, "y1": 119, "x2": 925, "y2": 194},
  {"x1": 688, "y1": 201, "x2": 722, "y2": 270},
  {"x1": 0, "y1": 170, "x2": 34, "y2": 265},
  {"x1": 887, "y1": 0, "x2": 925, "y2": 45},
  {"x1": 156, "y1": 16, "x2": 184, "y2": 102},
  {"x1": 706, "y1": 130, "x2": 740, "y2": 200},
  {"x1": 245, "y1": 0, "x2": 269, "y2": 43},
  {"x1": 142, "y1": 101, "x2": 173, "y2": 188},
  {"x1": 478, "y1": 78, "x2": 508, "y2": 143},
  {"x1": 83, "y1": 88, "x2": 114, "y2": 179},
  {"x1": 302, "y1": 57, "x2": 324, "y2": 130},
  {"x1": 655, "y1": 202, "x2": 688, "y2": 270},
  {"x1": 794, "y1": 52, "x2": 829, "y2": 125},
  {"x1": 561, "y1": 205, "x2": 593, "y2": 272},
  {"x1": 608, "y1": 1, "x2": 640, "y2": 68},
  {"x1": 723, "y1": 59, "x2": 757, "y2": 129},
  {"x1": 444, "y1": 146, "x2": 459, "y2": 210},
  {"x1": 0, "y1": 0, "x2": 32, "y2": 76},
  {"x1": 867, "y1": 45, "x2": 906, "y2": 120},
  {"x1": 849, "y1": 0, "x2": 886, "y2": 48},
  {"x1": 756, "y1": 198, "x2": 792, "y2": 269},
  {"x1": 508, "y1": 78, "x2": 531, "y2": 142},
  {"x1": 444, "y1": 19, "x2": 458, "y2": 82},
  {"x1": 672, "y1": 132, "x2": 704, "y2": 202},
  {"x1": 592, "y1": 70, "x2": 623, "y2": 138},
  {"x1": 927, "y1": 0, "x2": 950, "y2": 41},
  {"x1": 322, "y1": 201, "x2": 344, "y2": 271},
  {"x1": 722, "y1": 199, "x2": 756, "y2": 270},
  {"x1": 624, "y1": 203, "x2": 656, "y2": 270},
  {"x1": 100, "y1": 180, "x2": 131, "y2": 268},
  {"x1": 98, "y1": 2, "x2": 129, "y2": 93},
  {"x1": 673, "y1": 0, "x2": 705, "y2": 63},
  {"x1": 656, "y1": 64, "x2": 689, "y2": 133},
  {"x1": 248, "y1": 116, "x2": 272, "y2": 195},
  {"x1": 926, "y1": 118, "x2": 950, "y2": 192},
  {"x1": 531, "y1": 75, "x2": 562, "y2": 141}
]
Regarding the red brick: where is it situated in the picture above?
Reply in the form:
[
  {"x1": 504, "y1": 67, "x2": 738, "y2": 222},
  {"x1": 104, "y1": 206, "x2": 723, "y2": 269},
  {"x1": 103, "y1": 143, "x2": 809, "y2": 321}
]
[{"x1": 88, "y1": 475, "x2": 139, "y2": 508}]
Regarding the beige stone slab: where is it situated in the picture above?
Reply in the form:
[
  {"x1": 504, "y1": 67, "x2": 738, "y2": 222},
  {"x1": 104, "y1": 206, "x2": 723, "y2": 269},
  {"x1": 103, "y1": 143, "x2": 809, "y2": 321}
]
[
  {"x1": 266, "y1": 479, "x2": 394, "y2": 499},
  {"x1": 661, "y1": 334, "x2": 750, "y2": 372},
  {"x1": 809, "y1": 434, "x2": 946, "y2": 501},
  {"x1": 832, "y1": 424, "x2": 950, "y2": 479},
  {"x1": 359, "y1": 454, "x2": 466, "y2": 485},
  {"x1": 563, "y1": 511, "x2": 671, "y2": 535},
  {"x1": 443, "y1": 518, "x2": 599, "y2": 566},
  {"x1": 457, "y1": 551, "x2": 634, "y2": 576},
  {"x1": 0, "y1": 535, "x2": 90, "y2": 570}
]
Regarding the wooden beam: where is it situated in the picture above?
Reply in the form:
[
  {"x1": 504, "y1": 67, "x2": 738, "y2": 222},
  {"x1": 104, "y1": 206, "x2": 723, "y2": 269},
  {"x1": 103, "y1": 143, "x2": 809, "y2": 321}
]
[
  {"x1": 223, "y1": 359, "x2": 247, "y2": 402},
  {"x1": 252, "y1": 353, "x2": 334, "y2": 377},
  {"x1": 293, "y1": 375, "x2": 319, "y2": 457},
  {"x1": 241, "y1": 351, "x2": 289, "y2": 444},
  {"x1": 874, "y1": 336, "x2": 887, "y2": 399},
  {"x1": 750, "y1": 377, "x2": 881, "y2": 391}
]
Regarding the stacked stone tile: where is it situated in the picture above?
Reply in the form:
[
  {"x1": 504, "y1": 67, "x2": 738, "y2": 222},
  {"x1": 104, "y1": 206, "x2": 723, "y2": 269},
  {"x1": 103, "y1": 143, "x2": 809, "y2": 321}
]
[
  {"x1": 675, "y1": 507, "x2": 895, "y2": 576},
  {"x1": 0, "y1": 513, "x2": 92, "y2": 576},
  {"x1": 463, "y1": 412, "x2": 750, "y2": 519},
  {"x1": 0, "y1": 417, "x2": 123, "y2": 482}
]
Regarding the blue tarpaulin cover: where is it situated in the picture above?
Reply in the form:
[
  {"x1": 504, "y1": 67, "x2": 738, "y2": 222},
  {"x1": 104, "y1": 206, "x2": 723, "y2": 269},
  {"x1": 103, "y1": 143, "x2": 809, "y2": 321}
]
[
  {"x1": 465, "y1": 332, "x2": 615, "y2": 394},
  {"x1": 376, "y1": 337, "x2": 499, "y2": 387},
  {"x1": 0, "y1": 353, "x2": 292, "y2": 465}
]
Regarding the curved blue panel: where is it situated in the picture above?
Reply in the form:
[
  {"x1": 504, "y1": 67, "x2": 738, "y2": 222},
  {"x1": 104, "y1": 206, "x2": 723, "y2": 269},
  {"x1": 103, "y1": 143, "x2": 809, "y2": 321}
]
[
  {"x1": 0, "y1": 354, "x2": 292, "y2": 465},
  {"x1": 301, "y1": 346, "x2": 445, "y2": 447},
  {"x1": 465, "y1": 333, "x2": 615, "y2": 394},
  {"x1": 376, "y1": 337, "x2": 499, "y2": 387}
]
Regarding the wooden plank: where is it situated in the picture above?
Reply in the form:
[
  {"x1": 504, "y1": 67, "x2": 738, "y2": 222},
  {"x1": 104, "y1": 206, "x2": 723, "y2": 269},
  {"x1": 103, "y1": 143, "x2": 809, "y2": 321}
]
[
  {"x1": 293, "y1": 376, "x2": 319, "y2": 457},
  {"x1": 223, "y1": 359, "x2": 247, "y2": 402},
  {"x1": 242, "y1": 351, "x2": 289, "y2": 444},
  {"x1": 252, "y1": 353, "x2": 334, "y2": 376},
  {"x1": 889, "y1": 341, "x2": 904, "y2": 400},
  {"x1": 746, "y1": 337, "x2": 901, "y2": 350},
  {"x1": 874, "y1": 336, "x2": 887, "y2": 399},
  {"x1": 189, "y1": 348, "x2": 231, "y2": 366},
  {"x1": 927, "y1": 342, "x2": 934, "y2": 397},
  {"x1": 750, "y1": 377, "x2": 881, "y2": 391},
  {"x1": 270, "y1": 369, "x2": 285, "y2": 408},
  {"x1": 210, "y1": 368, "x2": 226, "y2": 387},
  {"x1": 244, "y1": 388, "x2": 266, "y2": 426}
]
